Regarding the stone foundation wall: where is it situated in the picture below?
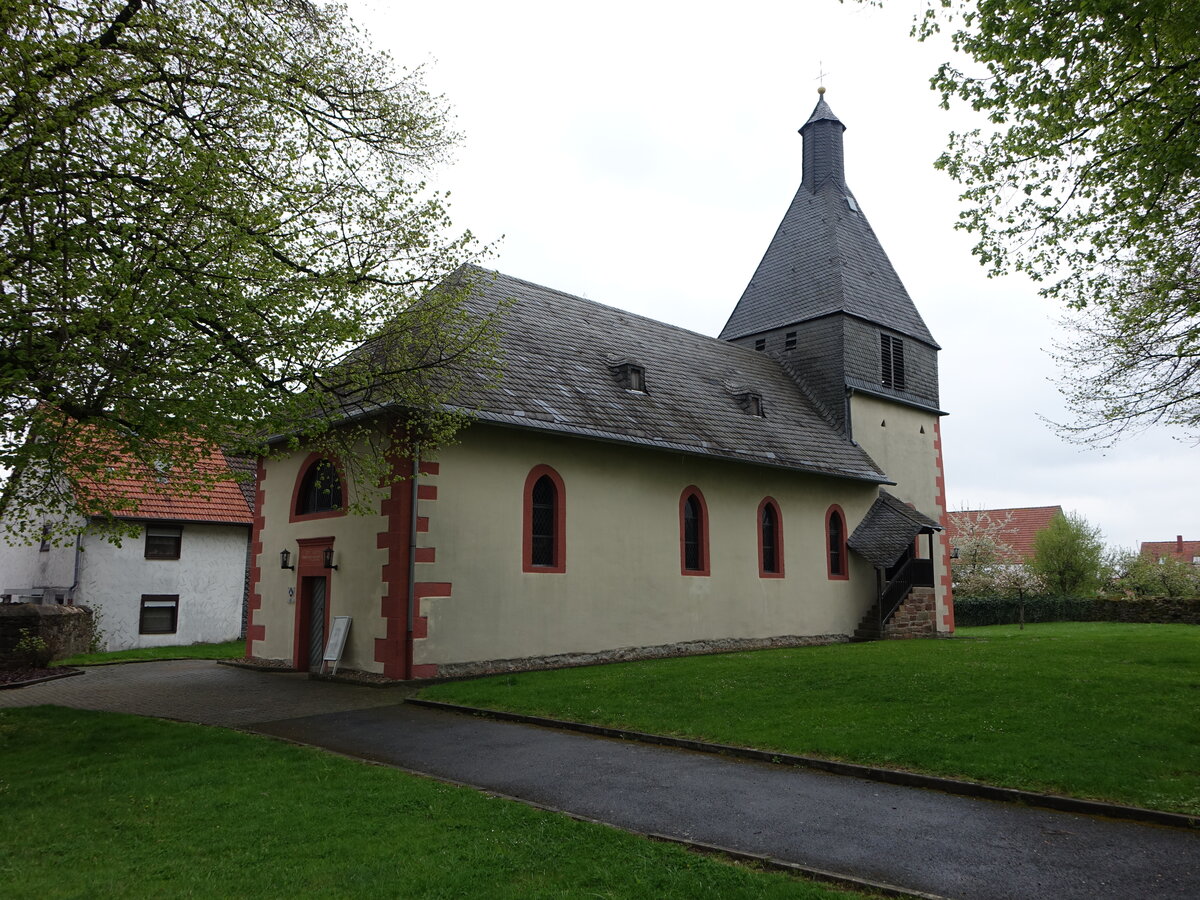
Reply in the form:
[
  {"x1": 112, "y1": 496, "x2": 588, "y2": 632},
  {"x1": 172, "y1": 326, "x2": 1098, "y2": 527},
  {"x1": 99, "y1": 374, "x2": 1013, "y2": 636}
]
[
  {"x1": 884, "y1": 587, "x2": 937, "y2": 639},
  {"x1": 0, "y1": 603, "x2": 94, "y2": 666},
  {"x1": 433, "y1": 633, "x2": 850, "y2": 680}
]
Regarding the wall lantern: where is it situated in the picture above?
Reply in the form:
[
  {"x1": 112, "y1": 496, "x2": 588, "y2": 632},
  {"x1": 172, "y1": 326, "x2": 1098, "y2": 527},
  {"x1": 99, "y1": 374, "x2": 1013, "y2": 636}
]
[
  {"x1": 280, "y1": 549, "x2": 295, "y2": 570},
  {"x1": 323, "y1": 547, "x2": 338, "y2": 570}
]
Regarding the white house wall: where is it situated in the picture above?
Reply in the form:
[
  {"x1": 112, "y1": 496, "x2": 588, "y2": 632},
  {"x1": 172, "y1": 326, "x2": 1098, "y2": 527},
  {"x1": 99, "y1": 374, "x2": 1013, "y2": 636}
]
[
  {"x1": 0, "y1": 516, "x2": 82, "y2": 601},
  {"x1": 80, "y1": 523, "x2": 248, "y2": 650}
]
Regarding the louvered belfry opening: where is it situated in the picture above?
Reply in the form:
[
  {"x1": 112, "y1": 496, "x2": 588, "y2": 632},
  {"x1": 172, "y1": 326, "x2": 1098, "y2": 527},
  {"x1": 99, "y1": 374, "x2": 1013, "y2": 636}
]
[
  {"x1": 530, "y1": 475, "x2": 557, "y2": 566},
  {"x1": 881, "y1": 334, "x2": 905, "y2": 391}
]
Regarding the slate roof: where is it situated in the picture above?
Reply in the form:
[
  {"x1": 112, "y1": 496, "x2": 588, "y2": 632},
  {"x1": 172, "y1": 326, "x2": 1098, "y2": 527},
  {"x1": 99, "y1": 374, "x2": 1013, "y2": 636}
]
[
  {"x1": 77, "y1": 445, "x2": 253, "y2": 525},
  {"x1": 945, "y1": 506, "x2": 1063, "y2": 563},
  {"x1": 719, "y1": 95, "x2": 939, "y2": 347},
  {"x1": 446, "y1": 266, "x2": 889, "y2": 483},
  {"x1": 804, "y1": 93, "x2": 843, "y2": 128},
  {"x1": 847, "y1": 490, "x2": 942, "y2": 569}
]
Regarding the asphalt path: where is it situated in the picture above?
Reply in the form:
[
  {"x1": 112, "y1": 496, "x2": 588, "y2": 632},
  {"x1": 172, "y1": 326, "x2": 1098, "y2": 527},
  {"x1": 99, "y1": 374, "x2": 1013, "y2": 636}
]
[
  {"x1": 5, "y1": 660, "x2": 1198, "y2": 899},
  {"x1": 253, "y1": 703, "x2": 1200, "y2": 900}
]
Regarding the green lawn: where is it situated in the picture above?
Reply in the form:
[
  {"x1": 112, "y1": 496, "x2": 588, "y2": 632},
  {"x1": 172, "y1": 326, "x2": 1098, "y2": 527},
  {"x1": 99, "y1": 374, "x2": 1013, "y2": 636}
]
[
  {"x1": 55, "y1": 639, "x2": 244, "y2": 667},
  {"x1": 0, "y1": 706, "x2": 867, "y2": 899},
  {"x1": 419, "y1": 623, "x2": 1200, "y2": 815}
]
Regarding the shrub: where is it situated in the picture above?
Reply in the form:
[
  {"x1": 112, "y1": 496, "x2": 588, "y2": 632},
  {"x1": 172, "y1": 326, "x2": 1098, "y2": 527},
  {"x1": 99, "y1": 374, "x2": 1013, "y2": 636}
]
[{"x1": 954, "y1": 595, "x2": 1200, "y2": 627}]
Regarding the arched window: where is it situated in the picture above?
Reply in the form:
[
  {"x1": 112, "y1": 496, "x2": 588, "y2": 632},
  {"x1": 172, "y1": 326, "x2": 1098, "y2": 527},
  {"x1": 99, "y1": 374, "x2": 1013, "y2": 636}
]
[
  {"x1": 291, "y1": 455, "x2": 345, "y2": 521},
  {"x1": 758, "y1": 497, "x2": 784, "y2": 578},
  {"x1": 826, "y1": 504, "x2": 848, "y2": 580},
  {"x1": 523, "y1": 465, "x2": 565, "y2": 573},
  {"x1": 679, "y1": 486, "x2": 710, "y2": 576}
]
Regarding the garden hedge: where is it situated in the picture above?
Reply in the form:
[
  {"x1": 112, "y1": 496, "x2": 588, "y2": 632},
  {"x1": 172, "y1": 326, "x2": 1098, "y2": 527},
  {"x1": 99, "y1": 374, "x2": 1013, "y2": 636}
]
[{"x1": 952, "y1": 595, "x2": 1200, "y2": 627}]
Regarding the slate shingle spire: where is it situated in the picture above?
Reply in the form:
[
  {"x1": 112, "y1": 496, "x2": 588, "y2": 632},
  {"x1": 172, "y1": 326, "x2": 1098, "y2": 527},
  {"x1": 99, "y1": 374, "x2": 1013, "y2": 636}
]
[
  {"x1": 719, "y1": 90, "x2": 941, "y2": 430},
  {"x1": 800, "y1": 89, "x2": 846, "y2": 192}
]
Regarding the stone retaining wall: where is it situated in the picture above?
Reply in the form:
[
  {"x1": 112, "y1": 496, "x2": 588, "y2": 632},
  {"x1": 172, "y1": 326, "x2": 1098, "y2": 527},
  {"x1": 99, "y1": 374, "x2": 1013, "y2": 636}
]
[{"x1": 0, "y1": 603, "x2": 94, "y2": 667}]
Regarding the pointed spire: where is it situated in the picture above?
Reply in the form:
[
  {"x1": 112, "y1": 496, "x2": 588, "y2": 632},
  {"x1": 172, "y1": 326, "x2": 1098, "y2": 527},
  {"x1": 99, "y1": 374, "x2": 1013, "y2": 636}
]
[{"x1": 799, "y1": 87, "x2": 846, "y2": 192}]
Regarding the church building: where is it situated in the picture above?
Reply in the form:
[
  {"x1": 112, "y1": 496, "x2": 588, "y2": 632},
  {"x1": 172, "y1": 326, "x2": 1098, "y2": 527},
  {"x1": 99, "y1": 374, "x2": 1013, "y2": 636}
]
[{"x1": 247, "y1": 92, "x2": 955, "y2": 679}]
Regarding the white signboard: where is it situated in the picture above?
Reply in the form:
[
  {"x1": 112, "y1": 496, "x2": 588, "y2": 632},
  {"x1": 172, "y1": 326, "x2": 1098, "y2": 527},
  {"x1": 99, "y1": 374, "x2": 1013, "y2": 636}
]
[{"x1": 322, "y1": 616, "x2": 352, "y2": 675}]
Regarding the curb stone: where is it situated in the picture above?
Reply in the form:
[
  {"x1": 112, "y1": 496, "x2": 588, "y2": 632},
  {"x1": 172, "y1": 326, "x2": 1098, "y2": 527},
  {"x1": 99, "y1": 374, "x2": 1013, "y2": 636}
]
[
  {"x1": 406, "y1": 697, "x2": 1200, "y2": 831},
  {"x1": 0, "y1": 668, "x2": 83, "y2": 690}
]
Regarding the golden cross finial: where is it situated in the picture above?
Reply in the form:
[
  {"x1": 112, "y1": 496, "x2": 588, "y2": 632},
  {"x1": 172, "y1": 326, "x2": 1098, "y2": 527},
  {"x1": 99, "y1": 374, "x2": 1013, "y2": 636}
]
[{"x1": 816, "y1": 61, "x2": 830, "y2": 94}]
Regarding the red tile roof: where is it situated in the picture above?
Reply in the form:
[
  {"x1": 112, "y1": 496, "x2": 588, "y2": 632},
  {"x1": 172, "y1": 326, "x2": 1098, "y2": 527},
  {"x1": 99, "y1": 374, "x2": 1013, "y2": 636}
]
[
  {"x1": 945, "y1": 506, "x2": 1064, "y2": 563},
  {"x1": 1140, "y1": 537, "x2": 1200, "y2": 564},
  {"x1": 76, "y1": 444, "x2": 253, "y2": 526}
]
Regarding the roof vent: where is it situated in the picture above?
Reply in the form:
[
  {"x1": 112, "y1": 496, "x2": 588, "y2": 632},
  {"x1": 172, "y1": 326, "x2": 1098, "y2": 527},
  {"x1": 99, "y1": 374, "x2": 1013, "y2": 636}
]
[{"x1": 846, "y1": 196, "x2": 859, "y2": 212}]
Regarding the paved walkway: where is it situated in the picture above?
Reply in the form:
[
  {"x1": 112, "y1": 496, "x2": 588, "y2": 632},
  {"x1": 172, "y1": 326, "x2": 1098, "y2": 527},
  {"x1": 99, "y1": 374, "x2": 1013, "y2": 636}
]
[{"x1": 4, "y1": 661, "x2": 1198, "y2": 900}]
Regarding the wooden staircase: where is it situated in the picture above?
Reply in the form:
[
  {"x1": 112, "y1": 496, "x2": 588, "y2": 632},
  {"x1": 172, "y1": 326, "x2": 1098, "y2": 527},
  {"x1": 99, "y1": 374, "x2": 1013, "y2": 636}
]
[{"x1": 851, "y1": 557, "x2": 936, "y2": 642}]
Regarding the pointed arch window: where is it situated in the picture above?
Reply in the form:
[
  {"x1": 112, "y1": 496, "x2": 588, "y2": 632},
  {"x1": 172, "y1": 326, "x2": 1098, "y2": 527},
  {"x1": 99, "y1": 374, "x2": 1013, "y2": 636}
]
[
  {"x1": 291, "y1": 454, "x2": 346, "y2": 522},
  {"x1": 758, "y1": 497, "x2": 784, "y2": 578},
  {"x1": 826, "y1": 504, "x2": 848, "y2": 580},
  {"x1": 679, "y1": 486, "x2": 710, "y2": 576},
  {"x1": 523, "y1": 465, "x2": 565, "y2": 573}
]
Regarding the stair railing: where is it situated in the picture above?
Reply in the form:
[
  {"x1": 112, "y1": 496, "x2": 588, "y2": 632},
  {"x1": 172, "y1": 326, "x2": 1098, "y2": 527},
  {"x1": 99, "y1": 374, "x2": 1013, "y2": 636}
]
[{"x1": 877, "y1": 557, "x2": 934, "y2": 631}]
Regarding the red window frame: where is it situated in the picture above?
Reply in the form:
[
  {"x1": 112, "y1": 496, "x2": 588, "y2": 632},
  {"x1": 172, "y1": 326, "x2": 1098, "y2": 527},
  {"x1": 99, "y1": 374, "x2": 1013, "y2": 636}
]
[
  {"x1": 522, "y1": 465, "x2": 566, "y2": 573},
  {"x1": 826, "y1": 504, "x2": 848, "y2": 580},
  {"x1": 290, "y1": 453, "x2": 348, "y2": 523},
  {"x1": 757, "y1": 497, "x2": 784, "y2": 578},
  {"x1": 679, "y1": 486, "x2": 710, "y2": 576}
]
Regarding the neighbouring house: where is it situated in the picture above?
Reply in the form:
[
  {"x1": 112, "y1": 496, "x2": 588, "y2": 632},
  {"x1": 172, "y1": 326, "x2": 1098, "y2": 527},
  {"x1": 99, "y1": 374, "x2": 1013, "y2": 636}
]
[
  {"x1": 1140, "y1": 536, "x2": 1200, "y2": 567},
  {"x1": 945, "y1": 506, "x2": 1064, "y2": 564},
  {"x1": 248, "y1": 91, "x2": 955, "y2": 680},
  {"x1": 0, "y1": 446, "x2": 253, "y2": 651}
]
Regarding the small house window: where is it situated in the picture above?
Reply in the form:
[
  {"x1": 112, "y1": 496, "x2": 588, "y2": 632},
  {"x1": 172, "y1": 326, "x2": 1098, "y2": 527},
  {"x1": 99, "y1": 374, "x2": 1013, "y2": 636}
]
[
  {"x1": 145, "y1": 525, "x2": 182, "y2": 560},
  {"x1": 826, "y1": 505, "x2": 848, "y2": 580},
  {"x1": 523, "y1": 465, "x2": 566, "y2": 573},
  {"x1": 881, "y1": 334, "x2": 906, "y2": 391},
  {"x1": 626, "y1": 365, "x2": 646, "y2": 392},
  {"x1": 754, "y1": 338, "x2": 766, "y2": 352},
  {"x1": 758, "y1": 498, "x2": 784, "y2": 577},
  {"x1": 784, "y1": 331, "x2": 797, "y2": 350},
  {"x1": 139, "y1": 594, "x2": 179, "y2": 634},
  {"x1": 679, "y1": 487, "x2": 710, "y2": 576},
  {"x1": 297, "y1": 458, "x2": 343, "y2": 515}
]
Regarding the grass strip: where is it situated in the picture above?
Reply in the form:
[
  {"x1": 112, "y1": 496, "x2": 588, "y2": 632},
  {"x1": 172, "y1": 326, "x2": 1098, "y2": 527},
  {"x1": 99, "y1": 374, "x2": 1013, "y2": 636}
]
[
  {"x1": 419, "y1": 623, "x2": 1200, "y2": 815},
  {"x1": 54, "y1": 639, "x2": 244, "y2": 667},
  {"x1": 0, "y1": 706, "x2": 868, "y2": 900}
]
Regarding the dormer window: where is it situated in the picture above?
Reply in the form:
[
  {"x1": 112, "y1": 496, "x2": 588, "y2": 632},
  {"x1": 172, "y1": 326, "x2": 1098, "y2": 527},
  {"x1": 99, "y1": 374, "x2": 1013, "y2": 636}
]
[
  {"x1": 610, "y1": 361, "x2": 647, "y2": 392},
  {"x1": 734, "y1": 391, "x2": 764, "y2": 417},
  {"x1": 881, "y1": 334, "x2": 905, "y2": 391}
]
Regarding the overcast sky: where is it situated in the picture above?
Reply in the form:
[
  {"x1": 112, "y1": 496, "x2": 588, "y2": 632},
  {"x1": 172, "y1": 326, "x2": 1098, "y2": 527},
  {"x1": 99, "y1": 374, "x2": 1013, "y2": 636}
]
[{"x1": 348, "y1": 0, "x2": 1197, "y2": 552}]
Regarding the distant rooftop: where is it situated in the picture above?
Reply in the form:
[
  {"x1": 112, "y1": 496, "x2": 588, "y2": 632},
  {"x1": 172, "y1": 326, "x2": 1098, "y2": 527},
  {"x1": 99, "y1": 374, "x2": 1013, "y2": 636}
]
[{"x1": 945, "y1": 506, "x2": 1063, "y2": 563}]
